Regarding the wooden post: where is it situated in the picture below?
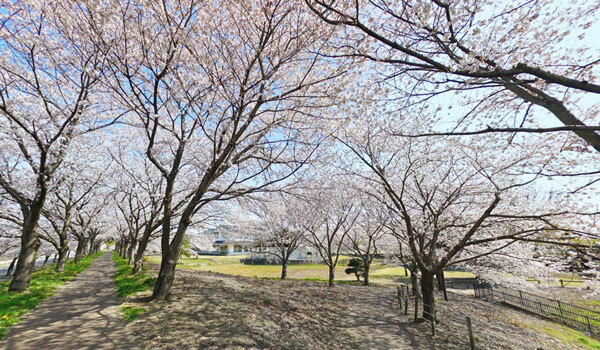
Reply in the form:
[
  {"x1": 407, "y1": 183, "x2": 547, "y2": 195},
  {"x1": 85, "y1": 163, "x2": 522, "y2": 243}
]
[
  {"x1": 466, "y1": 316, "x2": 475, "y2": 350},
  {"x1": 397, "y1": 286, "x2": 404, "y2": 309},
  {"x1": 560, "y1": 279, "x2": 564, "y2": 288},
  {"x1": 430, "y1": 302, "x2": 436, "y2": 336},
  {"x1": 404, "y1": 296, "x2": 408, "y2": 315}
]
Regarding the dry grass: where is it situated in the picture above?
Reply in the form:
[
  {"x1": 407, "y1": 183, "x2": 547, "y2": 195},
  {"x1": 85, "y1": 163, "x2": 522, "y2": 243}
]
[{"x1": 125, "y1": 262, "x2": 598, "y2": 350}]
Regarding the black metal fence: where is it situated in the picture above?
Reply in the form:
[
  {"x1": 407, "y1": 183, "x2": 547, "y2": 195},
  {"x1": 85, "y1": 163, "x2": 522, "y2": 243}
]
[{"x1": 474, "y1": 283, "x2": 600, "y2": 338}]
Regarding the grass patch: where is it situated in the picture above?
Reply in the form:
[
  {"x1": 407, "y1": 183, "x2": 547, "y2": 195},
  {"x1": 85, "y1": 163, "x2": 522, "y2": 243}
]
[
  {"x1": 146, "y1": 255, "x2": 475, "y2": 285},
  {"x1": 516, "y1": 320, "x2": 600, "y2": 350},
  {"x1": 0, "y1": 252, "x2": 103, "y2": 339},
  {"x1": 121, "y1": 306, "x2": 146, "y2": 323},
  {"x1": 112, "y1": 253, "x2": 155, "y2": 298}
]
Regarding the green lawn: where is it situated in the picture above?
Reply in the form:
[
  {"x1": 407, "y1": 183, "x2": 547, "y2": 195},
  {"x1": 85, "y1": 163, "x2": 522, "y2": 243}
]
[
  {"x1": 0, "y1": 252, "x2": 103, "y2": 339},
  {"x1": 112, "y1": 253, "x2": 156, "y2": 324},
  {"x1": 145, "y1": 255, "x2": 476, "y2": 284},
  {"x1": 112, "y1": 253, "x2": 155, "y2": 298},
  {"x1": 514, "y1": 320, "x2": 600, "y2": 350},
  {"x1": 121, "y1": 305, "x2": 146, "y2": 323}
]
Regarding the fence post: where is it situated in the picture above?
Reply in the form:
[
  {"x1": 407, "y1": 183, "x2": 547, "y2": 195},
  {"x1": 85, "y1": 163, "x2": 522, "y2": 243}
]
[
  {"x1": 557, "y1": 300, "x2": 564, "y2": 318},
  {"x1": 404, "y1": 296, "x2": 408, "y2": 315},
  {"x1": 397, "y1": 287, "x2": 402, "y2": 308},
  {"x1": 519, "y1": 290, "x2": 524, "y2": 306},
  {"x1": 466, "y1": 316, "x2": 475, "y2": 350},
  {"x1": 430, "y1": 302, "x2": 436, "y2": 336},
  {"x1": 560, "y1": 279, "x2": 564, "y2": 288}
]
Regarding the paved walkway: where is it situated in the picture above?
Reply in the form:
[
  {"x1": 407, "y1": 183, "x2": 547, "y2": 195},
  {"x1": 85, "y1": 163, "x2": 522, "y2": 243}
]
[
  {"x1": 0, "y1": 253, "x2": 139, "y2": 350},
  {"x1": 338, "y1": 287, "x2": 431, "y2": 349}
]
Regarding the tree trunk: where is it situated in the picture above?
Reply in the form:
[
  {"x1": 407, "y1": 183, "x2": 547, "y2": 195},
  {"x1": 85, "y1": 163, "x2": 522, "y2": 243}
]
[
  {"x1": 328, "y1": 265, "x2": 335, "y2": 287},
  {"x1": 120, "y1": 240, "x2": 129, "y2": 258},
  {"x1": 410, "y1": 266, "x2": 419, "y2": 297},
  {"x1": 132, "y1": 257, "x2": 144, "y2": 274},
  {"x1": 281, "y1": 260, "x2": 288, "y2": 280},
  {"x1": 152, "y1": 217, "x2": 190, "y2": 301},
  {"x1": 42, "y1": 255, "x2": 50, "y2": 267},
  {"x1": 151, "y1": 248, "x2": 179, "y2": 300},
  {"x1": 52, "y1": 254, "x2": 57, "y2": 263},
  {"x1": 132, "y1": 242, "x2": 146, "y2": 274},
  {"x1": 437, "y1": 270, "x2": 448, "y2": 301},
  {"x1": 74, "y1": 238, "x2": 86, "y2": 263},
  {"x1": 6, "y1": 257, "x2": 17, "y2": 277},
  {"x1": 127, "y1": 240, "x2": 136, "y2": 265},
  {"x1": 55, "y1": 248, "x2": 69, "y2": 273},
  {"x1": 9, "y1": 203, "x2": 44, "y2": 292},
  {"x1": 88, "y1": 236, "x2": 96, "y2": 256},
  {"x1": 132, "y1": 225, "x2": 155, "y2": 274},
  {"x1": 421, "y1": 272, "x2": 435, "y2": 321},
  {"x1": 151, "y1": 175, "x2": 187, "y2": 301},
  {"x1": 363, "y1": 262, "x2": 370, "y2": 286}
]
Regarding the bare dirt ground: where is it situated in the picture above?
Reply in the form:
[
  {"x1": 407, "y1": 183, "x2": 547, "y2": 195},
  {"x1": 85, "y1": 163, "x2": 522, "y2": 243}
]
[
  {"x1": 125, "y1": 265, "x2": 584, "y2": 350},
  {"x1": 0, "y1": 253, "x2": 139, "y2": 350}
]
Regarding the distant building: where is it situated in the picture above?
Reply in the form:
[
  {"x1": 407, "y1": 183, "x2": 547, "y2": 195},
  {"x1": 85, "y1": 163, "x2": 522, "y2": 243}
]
[
  {"x1": 196, "y1": 224, "x2": 323, "y2": 263},
  {"x1": 247, "y1": 244, "x2": 323, "y2": 263},
  {"x1": 213, "y1": 238, "x2": 253, "y2": 255}
]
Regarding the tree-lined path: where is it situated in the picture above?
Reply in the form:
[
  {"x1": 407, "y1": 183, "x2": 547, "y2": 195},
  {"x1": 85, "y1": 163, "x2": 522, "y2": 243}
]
[{"x1": 0, "y1": 253, "x2": 138, "y2": 350}]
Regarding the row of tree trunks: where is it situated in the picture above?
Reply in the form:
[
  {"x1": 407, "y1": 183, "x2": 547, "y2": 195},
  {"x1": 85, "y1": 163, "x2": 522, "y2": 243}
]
[{"x1": 73, "y1": 237, "x2": 87, "y2": 263}]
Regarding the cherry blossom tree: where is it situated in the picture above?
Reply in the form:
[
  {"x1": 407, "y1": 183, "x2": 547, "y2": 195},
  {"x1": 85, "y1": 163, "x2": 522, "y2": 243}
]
[
  {"x1": 306, "y1": 0, "x2": 600, "y2": 151},
  {"x1": 36, "y1": 138, "x2": 108, "y2": 271},
  {"x1": 303, "y1": 179, "x2": 361, "y2": 287},
  {"x1": 344, "y1": 196, "x2": 388, "y2": 286},
  {"x1": 337, "y1": 114, "x2": 596, "y2": 319},
  {"x1": 0, "y1": 1, "x2": 118, "y2": 291},
  {"x1": 241, "y1": 193, "x2": 307, "y2": 280},
  {"x1": 82, "y1": 0, "x2": 343, "y2": 300}
]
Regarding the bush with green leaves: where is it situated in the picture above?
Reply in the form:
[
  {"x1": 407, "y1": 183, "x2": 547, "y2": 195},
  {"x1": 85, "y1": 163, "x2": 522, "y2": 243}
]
[{"x1": 345, "y1": 258, "x2": 364, "y2": 281}]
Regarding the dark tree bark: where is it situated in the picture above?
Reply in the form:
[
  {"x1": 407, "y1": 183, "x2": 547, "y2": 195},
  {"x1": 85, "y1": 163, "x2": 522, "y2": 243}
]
[
  {"x1": 152, "y1": 247, "x2": 180, "y2": 300},
  {"x1": 55, "y1": 248, "x2": 69, "y2": 273},
  {"x1": 132, "y1": 221, "x2": 160, "y2": 274},
  {"x1": 328, "y1": 265, "x2": 335, "y2": 287},
  {"x1": 281, "y1": 260, "x2": 288, "y2": 280},
  {"x1": 119, "y1": 239, "x2": 129, "y2": 259},
  {"x1": 410, "y1": 264, "x2": 419, "y2": 297},
  {"x1": 420, "y1": 272, "x2": 435, "y2": 321},
  {"x1": 363, "y1": 261, "x2": 370, "y2": 286},
  {"x1": 74, "y1": 237, "x2": 87, "y2": 263},
  {"x1": 42, "y1": 255, "x2": 50, "y2": 267},
  {"x1": 5, "y1": 257, "x2": 17, "y2": 277},
  {"x1": 9, "y1": 203, "x2": 44, "y2": 292}
]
